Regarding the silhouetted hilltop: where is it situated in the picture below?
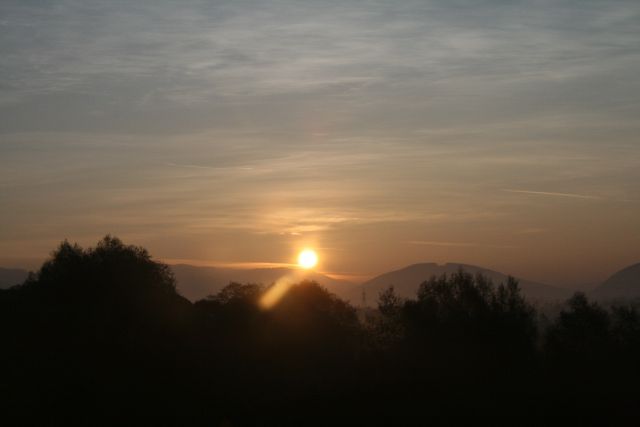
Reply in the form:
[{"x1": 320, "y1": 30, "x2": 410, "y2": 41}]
[
  {"x1": 171, "y1": 264, "x2": 361, "y2": 303},
  {"x1": 363, "y1": 263, "x2": 571, "y2": 303},
  {"x1": 593, "y1": 262, "x2": 640, "y2": 300},
  {"x1": 0, "y1": 267, "x2": 28, "y2": 289}
]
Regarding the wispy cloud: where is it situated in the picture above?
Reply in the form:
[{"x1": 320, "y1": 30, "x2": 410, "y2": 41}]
[
  {"x1": 502, "y1": 189, "x2": 601, "y2": 200},
  {"x1": 2, "y1": 0, "x2": 639, "y2": 129},
  {"x1": 516, "y1": 228, "x2": 547, "y2": 235},
  {"x1": 161, "y1": 258, "x2": 296, "y2": 270},
  {"x1": 408, "y1": 241, "x2": 518, "y2": 249},
  {"x1": 409, "y1": 241, "x2": 478, "y2": 247}
]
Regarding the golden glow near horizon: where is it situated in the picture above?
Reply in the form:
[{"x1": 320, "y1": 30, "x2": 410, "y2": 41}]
[
  {"x1": 298, "y1": 249, "x2": 318, "y2": 269},
  {"x1": 259, "y1": 248, "x2": 318, "y2": 310}
]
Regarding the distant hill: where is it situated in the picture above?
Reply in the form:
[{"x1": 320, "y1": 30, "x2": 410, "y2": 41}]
[
  {"x1": 592, "y1": 262, "x2": 640, "y2": 300},
  {"x1": 0, "y1": 267, "x2": 28, "y2": 289},
  {"x1": 171, "y1": 264, "x2": 361, "y2": 303},
  {"x1": 362, "y1": 263, "x2": 571, "y2": 304}
]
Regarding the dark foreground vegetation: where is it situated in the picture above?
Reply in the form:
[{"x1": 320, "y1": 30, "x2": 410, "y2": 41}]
[{"x1": 2, "y1": 237, "x2": 639, "y2": 425}]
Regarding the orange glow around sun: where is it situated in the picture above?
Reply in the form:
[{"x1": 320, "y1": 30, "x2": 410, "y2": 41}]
[{"x1": 297, "y1": 249, "x2": 318, "y2": 269}]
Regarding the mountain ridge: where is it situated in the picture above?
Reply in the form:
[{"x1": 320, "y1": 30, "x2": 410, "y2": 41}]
[
  {"x1": 362, "y1": 262, "x2": 571, "y2": 303},
  {"x1": 7, "y1": 261, "x2": 640, "y2": 304},
  {"x1": 592, "y1": 262, "x2": 640, "y2": 300},
  {"x1": 171, "y1": 261, "x2": 573, "y2": 305}
]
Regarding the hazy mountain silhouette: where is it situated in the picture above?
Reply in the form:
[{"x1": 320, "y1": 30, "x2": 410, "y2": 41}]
[
  {"x1": 0, "y1": 267, "x2": 28, "y2": 289},
  {"x1": 0, "y1": 262, "x2": 568, "y2": 303},
  {"x1": 171, "y1": 264, "x2": 361, "y2": 303},
  {"x1": 363, "y1": 263, "x2": 571, "y2": 303},
  {"x1": 592, "y1": 262, "x2": 640, "y2": 300}
]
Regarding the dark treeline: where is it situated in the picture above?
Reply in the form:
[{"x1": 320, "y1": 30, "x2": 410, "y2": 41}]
[{"x1": 2, "y1": 237, "x2": 639, "y2": 425}]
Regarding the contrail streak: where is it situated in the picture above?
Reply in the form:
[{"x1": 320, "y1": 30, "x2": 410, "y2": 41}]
[{"x1": 503, "y1": 189, "x2": 600, "y2": 200}]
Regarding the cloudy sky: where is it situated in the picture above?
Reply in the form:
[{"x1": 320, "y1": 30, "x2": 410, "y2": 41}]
[{"x1": 1, "y1": 0, "x2": 639, "y2": 286}]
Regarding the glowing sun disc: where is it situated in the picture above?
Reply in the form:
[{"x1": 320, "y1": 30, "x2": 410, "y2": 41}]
[{"x1": 298, "y1": 249, "x2": 318, "y2": 269}]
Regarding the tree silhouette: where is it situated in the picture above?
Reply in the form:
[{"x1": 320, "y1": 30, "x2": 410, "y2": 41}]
[
  {"x1": 545, "y1": 293, "x2": 612, "y2": 367},
  {"x1": 3, "y1": 236, "x2": 640, "y2": 424},
  {"x1": 403, "y1": 271, "x2": 536, "y2": 373},
  {"x1": 2, "y1": 236, "x2": 195, "y2": 423}
]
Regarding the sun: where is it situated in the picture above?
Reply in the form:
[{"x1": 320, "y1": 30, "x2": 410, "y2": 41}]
[{"x1": 297, "y1": 249, "x2": 318, "y2": 269}]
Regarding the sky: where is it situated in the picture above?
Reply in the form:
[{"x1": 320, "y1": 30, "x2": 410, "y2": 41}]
[{"x1": 1, "y1": 0, "x2": 639, "y2": 286}]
